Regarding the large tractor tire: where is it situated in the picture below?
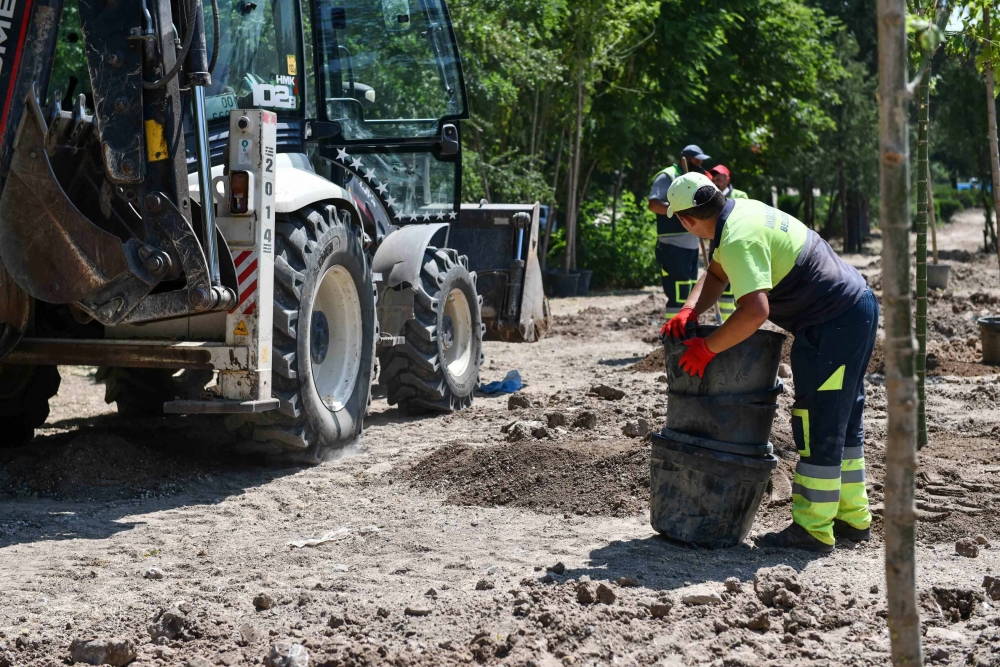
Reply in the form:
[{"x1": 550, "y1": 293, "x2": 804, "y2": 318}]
[
  {"x1": 0, "y1": 363, "x2": 60, "y2": 447},
  {"x1": 241, "y1": 203, "x2": 376, "y2": 463},
  {"x1": 379, "y1": 247, "x2": 484, "y2": 413},
  {"x1": 95, "y1": 367, "x2": 214, "y2": 416}
]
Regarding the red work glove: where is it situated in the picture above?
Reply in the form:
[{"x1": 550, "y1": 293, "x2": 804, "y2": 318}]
[
  {"x1": 678, "y1": 337, "x2": 717, "y2": 378},
  {"x1": 659, "y1": 307, "x2": 697, "y2": 340}
]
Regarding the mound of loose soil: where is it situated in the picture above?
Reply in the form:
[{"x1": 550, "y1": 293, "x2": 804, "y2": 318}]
[
  {"x1": 407, "y1": 440, "x2": 650, "y2": 517},
  {"x1": 0, "y1": 432, "x2": 207, "y2": 500},
  {"x1": 630, "y1": 346, "x2": 664, "y2": 373}
]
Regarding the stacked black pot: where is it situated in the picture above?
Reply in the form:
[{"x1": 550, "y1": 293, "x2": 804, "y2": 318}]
[{"x1": 649, "y1": 325, "x2": 786, "y2": 548}]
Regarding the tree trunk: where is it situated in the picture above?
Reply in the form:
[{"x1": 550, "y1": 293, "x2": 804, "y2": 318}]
[
  {"x1": 579, "y1": 159, "x2": 598, "y2": 211},
  {"x1": 877, "y1": 0, "x2": 922, "y2": 663},
  {"x1": 540, "y1": 127, "x2": 566, "y2": 272},
  {"x1": 916, "y1": 69, "x2": 930, "y2": 451},
  {"x1": 979, "y1": 176, "x2": 994, "y2": 252},
  {"x1": 839, "y1": 162, "x2": 850, "y2": 252},
  {"x1": 474, "y1": 129, "x2": 491, "y2": 203},
  {"x1": 986, "y1": 5, "x2": 1000, "y2": 277},
  {"x1": 823, "y1": 191, "x2": 841, "y2": 239},
  {"x1": 861, "y1": 197, "x2": 872, "y2": 243},
  {"x1": 529, "y1": 88, "x2": 540, "y2": 161},
  {"x1": 563, "y1": 119, "x2": 576, "y2": 274},
  {"x1": 803, "y1": 178, "x2": 815, "y2": 230},
  {"x1": 611, "y1": 169, "x2": 624, "y2": 243},
  {"x1": 564, "y1": 67, "x2": 585, "y2": 274}
]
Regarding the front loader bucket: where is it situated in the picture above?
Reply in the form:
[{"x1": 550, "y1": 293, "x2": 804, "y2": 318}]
[{"x1": 452, "y1": 202, "x2": 550, "y2": 342}]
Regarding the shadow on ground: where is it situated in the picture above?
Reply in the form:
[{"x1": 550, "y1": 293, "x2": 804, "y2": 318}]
[
  {"x1": 0, "y1": 413, "x2": 298, "y2": 550},
  {"x1": 565, "y1": 534, "x2": 835, "y2": 592}
]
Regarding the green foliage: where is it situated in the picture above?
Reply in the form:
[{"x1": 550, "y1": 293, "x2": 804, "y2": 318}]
[
  {"x1": 957, "y1": 189, "x2": 978, "y2": 208},
  {"x1": 778, "y1": 194, "x2": 803, "y2": 216},
  {"x1": 450, "y1": 0, "x2": 889, "y2": 251},
  {"x1": 50, "y1": 0, "x2": 91, "y2": 105},
  {"x1": 936, "y1": 197, "x2": 962, "y2": 221},
  {"x1": 931, "y1": 54, "x2": 991, "y2": 184},
  {"x1": 546, "y1": 192, "x2": 658, "y2": 289}
]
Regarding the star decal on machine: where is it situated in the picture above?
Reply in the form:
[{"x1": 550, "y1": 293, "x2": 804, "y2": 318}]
[{"x1": 332, "y1": 147, "x2": 457, "y2": 225}]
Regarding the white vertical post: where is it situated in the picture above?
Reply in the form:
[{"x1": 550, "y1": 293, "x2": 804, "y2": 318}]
[{"x1": 215, "y1": 110, "x2": 277, "y2": 402}]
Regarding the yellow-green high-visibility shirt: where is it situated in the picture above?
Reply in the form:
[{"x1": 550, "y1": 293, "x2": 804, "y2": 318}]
[{"x1": 711, "y1": 199, "x2": 867, "y2": 332}]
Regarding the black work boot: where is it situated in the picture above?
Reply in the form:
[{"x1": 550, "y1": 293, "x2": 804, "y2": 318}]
[
  {"x1": 833, "y1": 518, "x2": 871, "y2": 542},
  {"x1": 755, "y1": 522, "x2": 834, "y2": 554}
]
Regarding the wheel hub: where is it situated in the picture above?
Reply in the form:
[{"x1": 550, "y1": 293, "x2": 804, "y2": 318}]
[
  {"x1": 310, "y1": 265, "x2": 363, "y2": 412},
  {"x1": 441, "y1": 314, "x2": 455, "y2": 350},
  {"x1": 311, "y1": 311, "x2": 330, "y2": 365},
  {"x1": 442, "y1": 289, "x2": 473, "y2": 378}
]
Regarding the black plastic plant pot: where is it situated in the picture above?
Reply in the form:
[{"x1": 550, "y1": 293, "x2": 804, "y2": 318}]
[
  {"x1": 650, "y1": 432, "x2": 777, "y2": 549},
  {"x1": 665, "y1": 382, "x2": 783, "y2": 446},
  {"x1": 547, "y1": 271, "x2": 579, "y2": 299},
  {"x1": 657, "y1": 426, "x2": 774, "y2": 458},
  {"x1": 662, "y1": 325, "x2": 786, "y2": 396},
  {"x1": 573, "y1": 269, "x2": 593, "y2": 296}
]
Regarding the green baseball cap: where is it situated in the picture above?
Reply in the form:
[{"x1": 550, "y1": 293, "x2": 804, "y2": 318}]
[{"x1": 666, "y1": 172, "x2": 718, "y2": 217}]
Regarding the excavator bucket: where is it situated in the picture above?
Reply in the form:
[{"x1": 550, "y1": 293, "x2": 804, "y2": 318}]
[{"x1": 452, "y1": 202, "x2": 550, "y2": 343}]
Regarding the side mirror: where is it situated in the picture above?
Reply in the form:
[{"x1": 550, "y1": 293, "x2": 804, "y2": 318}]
[
  {"x1": 381, "y1": 0, "x2": 411, "y2": 31},
  {"x1": 330, "y1": 6, "x2": 346, "y2": 30}
]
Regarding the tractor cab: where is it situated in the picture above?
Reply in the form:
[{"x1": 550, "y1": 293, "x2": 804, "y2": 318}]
[{"x1": 185, "y1": 0, "x2": 467, "y2": 231}]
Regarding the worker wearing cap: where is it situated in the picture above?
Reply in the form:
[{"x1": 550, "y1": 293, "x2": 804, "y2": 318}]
[
  {"x1": 707, "y1": 164, "x2": 747, "y2": 321},
  {"x1": 661, "y1": 172, "x2": 877, "y2": 553},
  {"x1": 647, "y1": 145, "x2": 709, "y2": 320},
  {"x1": 708, "y1": 164, "x2": 748, "y2": 200}
]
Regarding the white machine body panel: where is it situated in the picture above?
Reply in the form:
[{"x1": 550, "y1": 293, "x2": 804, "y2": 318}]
[
  {"x1": 188, "y1": 153, "x2": 348, "y2": 215},
  {"x1": 214, "y1": 110, "x2": 277, "y2": 401}
]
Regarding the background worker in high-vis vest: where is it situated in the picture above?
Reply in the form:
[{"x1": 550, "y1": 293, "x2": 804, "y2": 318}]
[
  {"x1": 707, "y1": 164, "x2": 748, "y2": 200},
  {"x1": 647, "y1": 145, "x2": 710, "y2": 319},
  {"x1": 661, "y1": 172, "x2": 877, "y2": 553},
  {"x1": 707, "y1": 164, "x2": 747, "y2": 321}
]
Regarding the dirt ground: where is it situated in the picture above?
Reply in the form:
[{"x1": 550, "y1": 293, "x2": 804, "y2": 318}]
[{"x1": 2, "y1": 210, "x2": 1000, "y2": 667}]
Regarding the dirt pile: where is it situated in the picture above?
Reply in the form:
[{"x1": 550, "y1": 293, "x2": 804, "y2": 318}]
[
  {"x1": 406, "y1": 440, "x2": 649, "y2": 517},
  {"x1": 631, "y1": 345, "x2": 665, "y2": 373},
  {"x1": 552, "y1": 293, "x2": 664, "y2": 339}
]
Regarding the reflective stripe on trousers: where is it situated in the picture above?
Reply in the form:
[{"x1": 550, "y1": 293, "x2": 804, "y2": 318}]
[
  {"x1": 839, "y1": 445, "x2": 870, "y2": 530},
  {"x1": 792, "y1": 461, "x2": 840, "y2": 545},
  {"x1": 789, "y1": 289, "x2": 879, "y2": 544}
]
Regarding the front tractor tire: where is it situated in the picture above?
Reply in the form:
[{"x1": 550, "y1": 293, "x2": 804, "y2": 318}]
[
  {"x1": 242, "y1": 203, "x2": 376, "y2": 463},
  {"x1": 0, "y1": 362, "x2": 60, "y2": 448},
  {"x1": 380, "y1": 248, "x2": 484, "y2": 413}
]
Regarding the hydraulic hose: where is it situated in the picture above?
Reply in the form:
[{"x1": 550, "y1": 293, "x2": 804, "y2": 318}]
[
  {"x1": 208, "y1": 0, "x2": 220, "y2": 75},
  {"x1": 142, "y1": 0, "x2": 198, "y2": 90}
]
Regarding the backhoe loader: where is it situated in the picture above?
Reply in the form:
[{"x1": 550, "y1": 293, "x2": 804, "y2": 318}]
[{"x1": 0, "y1": 0, "x2": 547, "y2": 461}]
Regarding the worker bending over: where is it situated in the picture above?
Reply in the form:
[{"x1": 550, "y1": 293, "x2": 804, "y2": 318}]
[
  {"x1": 707, "y1": 164, "x2": 746, "y2": 321},
  {"x1": 662, "y1": 173, "x2": 877, "y2": 553},
  {"x1": 647, "y1": 145, "x2": 710, "y2": 320}
]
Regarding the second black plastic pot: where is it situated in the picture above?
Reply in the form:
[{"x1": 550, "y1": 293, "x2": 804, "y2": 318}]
[{"x1": 665, "y1": 382, "x2": 783, "y2": 445}]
